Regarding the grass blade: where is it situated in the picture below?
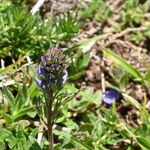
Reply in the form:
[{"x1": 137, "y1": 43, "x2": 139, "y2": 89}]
[{"x1": 103, "y1": 48, "x2": 143, "y2": 80}]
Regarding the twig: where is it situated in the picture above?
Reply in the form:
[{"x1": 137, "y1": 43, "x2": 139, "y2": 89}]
[
  {"x1": 0, "y1": 62, "x2": 33, "y2": 81},
  {"x1": 109, "y1": 26, "x2": 146, "y2": 41},
  {"x1": 101, "y1": 59, "x2": 105, "y2": 93},
  {"x1": 105, "y1": 39, "x2": 147, "y2": 52},
  {"x1": 30, "y1": 0, "x2": 46, "y2": 15},
  {"x1": 99, "y1": 26, "x2": 147, "y2": 47}
]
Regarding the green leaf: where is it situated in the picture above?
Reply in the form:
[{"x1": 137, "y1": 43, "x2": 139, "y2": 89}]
[
  {"x1": 145, "y1": 70, "x2": 150, "y2": 82},
  {"x1": 71, "y1": 137, "x2": 93, "y2": 150},
  {"x1": 4, "y1": 114, "x2": 13, "y2": 125},
  {"x1": 14, "y1": 90, "x2": 24, "y2": 113},
  {"x1": 123, "y1": 93, "x2": 142, "y2": 111},
  {"x1": 30, "y1": 142, "x2": 41, "y2": 150},
  {"x1": 78, "y1": 52, "x2": 90, "y2": 70},
  {"x1": 80, "y1": 88, "x2": 102, "y2": 105},
  {"x1": 65, "y1": 83, "x2": 79, "y2": 93},
  {"x1": 0, "y1": 127, "x2": 17, "y2": 149},
  {"x1": 103, "y1": 48, "x2": 143, "y2": 80},
  {"x1": 22, "y1": 84, "x2": 28, "y2": 100},
  {"x1": 54, "y1": 130, "x2": 72, "y2": 147},
  {"x1": 96, "y1": 121, "x2": 103, "y2": 137},
  {"x1": 6, "y1": 135, "x2": 17, "y2": 148},
  {"x1": 13, "y1": 106, "x2": 35, "y2": 120},
  {"x1": 69, "y1": 70, "x2": 85, "y2": 80},
  {"x1": 144, "y1": 70, "x2": 150, "y2": 87},
  {"x1": 28, "y1": 82, "x2": 39, "y2": 97},
  {"x1": 80, "y1": 124, "x2": 94, "y2": 133},
  {"x1": 2, "y1": 87, "x2": 15, "y2": 108},
  {"x1": 14, "y1": 84, "x2": 30, "y2": 114},
  {"x1": 0, "y1": 127, "x2": 10, "y2": 141},
  {"x1": 64, "y1": 34, "x2": 109, "y2": 54},
  {"x1": 0, "y1": 142, "x2": 5, "y2": 150},
  {"x1": 137, "y1": 137, "x2": 150, "y2": 149}
]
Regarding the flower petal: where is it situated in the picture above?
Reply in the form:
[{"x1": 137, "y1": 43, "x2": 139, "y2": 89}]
[
  {"x1": 61, "y1": 70, "x2": 68, "y2": 85},
  {"x1": 102, "y1": 89, "x2": 122, "y2": 104},
  {"x1": 35, "y1": 77, "x2": 45, "y2": 90},
  {"x1": 38, "y1": 64, "x2": 45, "y2": 76}
]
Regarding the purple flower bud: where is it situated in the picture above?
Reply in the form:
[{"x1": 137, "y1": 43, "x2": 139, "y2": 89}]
[
  {"x1": 102, "y1": 89, "x2": 122, "y2": 104},
  {"x1": 35, "y1": 47, "x2": 68, "y2": 91},
  {"x1": 35, "y1": 77, "x2": 45, "y2": 90}
]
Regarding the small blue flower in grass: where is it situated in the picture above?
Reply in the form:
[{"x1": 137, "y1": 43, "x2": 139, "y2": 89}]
[
  {"x1": 35, "y1": 47, "x2": 68, "y2": 91},
  {"x1": 102, "y1": 89, "x2": 122, "y2": 104}
]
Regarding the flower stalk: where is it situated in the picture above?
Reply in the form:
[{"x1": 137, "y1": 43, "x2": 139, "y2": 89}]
[
  {"x1": 35, "y1": 47, "x2": 68, "y2": 150},
  {"x1": 47, "y1": 97, "x2": 54, "y2": 150}
]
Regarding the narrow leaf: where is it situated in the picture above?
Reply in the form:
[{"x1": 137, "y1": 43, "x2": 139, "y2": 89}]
[
  {"x1": 13, "y1": 107, "x2": 35, "y2": 120},
  {"x1": 137, "y1": 137, "x2": 150, "y2": 149},
  {"x1": 103, "y1": 48, "x2": 143, "y2": 80},
  {"x1": 71, "y1": 137, "x2": 93, "y2": 150},
  {"x1": 64, "y1": 34, "x2": 109, "y2": 54},
  {"x1": 4, "y1": 114, "x2": 13, "y2": 125},
  {"x1": 3, "y1": 87, "x2": 15, "y2": 107},
  {"x1": 123, "y1": 93, "x2": 142, "y2": 111}
]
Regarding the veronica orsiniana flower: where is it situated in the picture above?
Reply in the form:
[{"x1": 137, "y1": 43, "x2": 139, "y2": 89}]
[
  {"x1": 35, "y1": 47, "x2": 68, "y2": 91},
  {"x1": 102, "y1": 89, "x2": 122, "y2": 104}
]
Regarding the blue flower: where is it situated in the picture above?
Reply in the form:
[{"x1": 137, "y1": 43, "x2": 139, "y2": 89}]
[
  {"x1": 35, "y1": 47, "x2": 68, "y2": 91},
  {"x1": 102, "y1": 89, "x2": 122, "y2": 104}
]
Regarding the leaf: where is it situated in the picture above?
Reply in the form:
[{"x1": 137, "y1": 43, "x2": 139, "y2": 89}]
[
  {"x1": 69, "y1": 70, "x2": 85, "y2": 80},
  {"x1": 6, "y1": 135, "x2": 17, "y2": 148},
  {"x1": 120, "y1": 75, "x2": 129, "y2": 90},
  {"x1": 65, "y1": 83, "x2": 79, "y2": 93},
  {"x1": 0, "y1": 142, "x2": 5, "y2": 150},
  {"x1": 64, "y1": 34, "x2": 109, "y2": 54},
  {"x1": 22, "y1": 84, "x2": 30, "y2": 106},
  {"x1": 78, "y1": 52, "x2": 91, "y2": 70},
  {"x1": 14, "y1": 84, "x2": 30, "y2": 114},
  {"x1": 137, "y1": 137, "x2": 150, "y2": 149},
  {"x1": 71, "y1": 137, "x2": 93, "y2": 150},
  {"x1": 122, "y1": 93, "x2": 142, "y2": 111},
  {"x1": 2, "y1": 87, "x2": 15, "y2": 108},
  {"x1": 0, "y1": 127, "x2": 10, "y2": 141},
  {"x1": 80, "y1": 124, "x2": 94, "y2": 132},
  {"x1": 65, "y1": 85, "x2": 101, "y2": 106},
  {"x1": 13, "y1": 106, "x2": 35, "y2": 120},
  {"x1": 4, "y1": 114, "x2": 13, "y2": 125},
  {"x1": 0, "y1": 127, "x2": 17, "y2": 148},
  {"x1": 22, "y1": 84, "x2": 28, "y2": 100},
  {"x1": 30, "y1": 142, "x2": 41, "y2": 150},
  {"x1": 103, "y1": 48, "x2": 143, "y2": 80},
  {"x1": 80, "y1": 88, "x2": 102, "y2": 105},
  {"x1": 14, "y1": 90, "x2": 24, "y2": 114},
  {"x1": 54, "y1": 130, "x2": 72, "y2": 147},
  {"x1": 145, "y1": 70, "x2": 150, "y2": 83},
  {"x1": 96, "y1": 121, "x2": 103, "y2": 137},
  {"x1": 28, "y1": 82, "x2": 39, "y2": 97}
]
